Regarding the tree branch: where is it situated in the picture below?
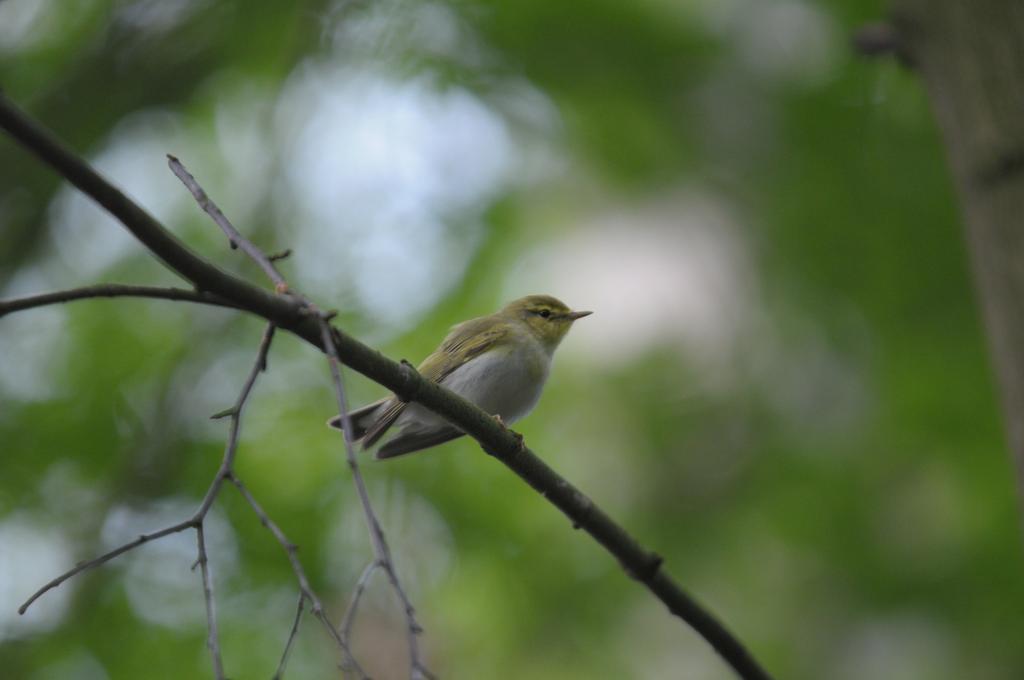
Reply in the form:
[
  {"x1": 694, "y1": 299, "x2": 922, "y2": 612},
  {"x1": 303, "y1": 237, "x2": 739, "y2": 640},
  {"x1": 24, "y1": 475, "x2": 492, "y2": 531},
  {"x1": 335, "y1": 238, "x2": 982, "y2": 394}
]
[
  {"x1": 15, "y1": 323, "x2": 371, "y2": 677},
  {"x1": 0, "y1": 92, "x2": 772, "y2": 680},
  {"x1": 228, "y1": 473, "x2": 368, "y2": 679},
  {"x1": 195, "y1": 522, "x2": 225, "y2": 680},
  {"x1": 341, "y1": 561, "x2": 380, "y2": 645},
  {"x1": 167, "y1": 154, "x2": 290, "y2": 293},
  {"x1": 274, "y1": 595, "x2": 306, "y2": 680},
  {"x1": 320, "y1": 319, "x2": 434, "y2": 680},
  {"x1": 18, "y1": 518, "x2": 195, "y2": 615},
  {"x1": 0, "y1": 284, "x2": 241, "y2": 318},
  {"x1": 884, "y1": 0, "x2": 1024, "y2": 540},
  {"x1": 0, "y1": 92, "x2": 305, "y2": 328},
  {"x1": 169, "y1": 153, "x2": 417, "y2": 676}
]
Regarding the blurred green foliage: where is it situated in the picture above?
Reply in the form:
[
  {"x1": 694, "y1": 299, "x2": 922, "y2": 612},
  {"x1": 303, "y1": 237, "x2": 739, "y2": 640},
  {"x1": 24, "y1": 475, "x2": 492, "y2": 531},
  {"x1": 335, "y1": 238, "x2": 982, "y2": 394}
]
[{"x1": 2, "y1": 0, "x2": 1022, "y2": 678}]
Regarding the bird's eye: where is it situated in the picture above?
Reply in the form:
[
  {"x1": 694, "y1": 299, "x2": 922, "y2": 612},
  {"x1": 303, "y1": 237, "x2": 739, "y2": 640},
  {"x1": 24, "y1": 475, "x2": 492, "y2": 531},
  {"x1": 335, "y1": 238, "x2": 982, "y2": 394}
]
[{"x1": 538, "y1": 309, "x2": 551, "y2": 318}]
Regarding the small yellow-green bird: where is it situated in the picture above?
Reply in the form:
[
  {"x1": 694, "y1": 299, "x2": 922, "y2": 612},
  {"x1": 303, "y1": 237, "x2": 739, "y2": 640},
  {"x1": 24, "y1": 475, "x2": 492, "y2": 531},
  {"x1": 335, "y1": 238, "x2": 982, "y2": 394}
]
[{"x1": 328, "y1": 295, "x2": 591, "y2": 459}]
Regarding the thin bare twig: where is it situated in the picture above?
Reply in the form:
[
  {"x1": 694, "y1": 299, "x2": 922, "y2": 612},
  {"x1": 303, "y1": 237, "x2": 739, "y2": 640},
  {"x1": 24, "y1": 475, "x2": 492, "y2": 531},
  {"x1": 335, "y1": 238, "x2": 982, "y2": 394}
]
[
  {"x1": 195, "y1": 523, "x2": 225, "y2": 680},
  {"x1": 273, "y1": 594, "x2": 306, "y2": 680},
  {"x1": 167, "y1": 155, "x2": 290, "y2": 293},
  {"x1": 0, "y1": 284, "x2": 241, "y2": 318},
  {"x1": 319, "y1": 319, "x2": 434, "y2": 680},
  {"x1": 228, "y1": 474, "x2": 366, "y2": 678},
  {"x1": 19, "y1": 518, "x2": 194, "y2": 614},
  {"x1": 192, "y1": 324, "x2": 277, "y2": 525},
  {"x1": 170, "y1": 155, "x2": 380, "y2": 676},
  {"x1": 169, "y1": 155, "x2": 430, "y2": 677},
  {"x1": 19, "y1": 324, "x2": 275, "y2": 660},
  {"x1": 341, "y1": 561, "x2": 380, "y2": 643},
  {"x1": 17, "y1": 321, "x2": 356, "y2": 679}
]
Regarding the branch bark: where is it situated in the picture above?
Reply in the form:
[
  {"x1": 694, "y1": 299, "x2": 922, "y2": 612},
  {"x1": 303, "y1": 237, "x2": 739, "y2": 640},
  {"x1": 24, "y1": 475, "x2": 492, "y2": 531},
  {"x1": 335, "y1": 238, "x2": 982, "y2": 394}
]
[
  {"x1": 881, "y1": 1, "x2": 1024, "y2": 528},
  {"x1": 0, "y1": 284, "x2": 240, "y2": 317},
  {"x1": 0, "y1": 93, "x2": 771, "y2": 680}
]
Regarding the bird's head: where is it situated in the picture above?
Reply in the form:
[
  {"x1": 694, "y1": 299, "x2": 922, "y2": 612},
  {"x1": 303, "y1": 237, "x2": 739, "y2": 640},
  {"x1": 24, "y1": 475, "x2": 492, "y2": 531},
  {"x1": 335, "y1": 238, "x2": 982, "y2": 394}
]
[{"x1": 502, "y1": 294, "x2": 592, "y2": 350}]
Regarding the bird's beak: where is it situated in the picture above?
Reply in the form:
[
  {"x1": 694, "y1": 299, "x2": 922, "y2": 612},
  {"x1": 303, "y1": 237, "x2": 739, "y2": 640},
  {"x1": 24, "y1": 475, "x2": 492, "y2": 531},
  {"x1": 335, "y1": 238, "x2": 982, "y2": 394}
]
[{"x1": 567, "y1": 310, "x2": 593, "y2": 321}]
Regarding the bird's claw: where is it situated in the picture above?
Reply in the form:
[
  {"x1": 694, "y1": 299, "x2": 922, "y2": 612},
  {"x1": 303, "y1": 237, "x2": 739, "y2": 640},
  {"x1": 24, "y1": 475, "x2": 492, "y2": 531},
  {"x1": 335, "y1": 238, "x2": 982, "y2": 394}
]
[{"x1": 492, "y1": 415, "x2": 525, "y2": 449}]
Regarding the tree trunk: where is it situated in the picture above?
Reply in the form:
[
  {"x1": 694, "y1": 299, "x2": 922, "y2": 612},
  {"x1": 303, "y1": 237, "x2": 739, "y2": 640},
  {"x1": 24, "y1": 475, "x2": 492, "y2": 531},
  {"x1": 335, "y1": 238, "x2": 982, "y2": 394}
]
[{"x1": 888, "y1": 0, "x2": 1024, "y2": 521}]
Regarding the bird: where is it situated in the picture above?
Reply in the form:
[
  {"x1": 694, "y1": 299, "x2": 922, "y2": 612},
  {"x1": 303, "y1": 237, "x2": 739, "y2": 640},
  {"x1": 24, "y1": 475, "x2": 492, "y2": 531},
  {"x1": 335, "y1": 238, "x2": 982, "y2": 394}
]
[{"x1": 328, "y1": 294, "x2": 591, "y2": 459}]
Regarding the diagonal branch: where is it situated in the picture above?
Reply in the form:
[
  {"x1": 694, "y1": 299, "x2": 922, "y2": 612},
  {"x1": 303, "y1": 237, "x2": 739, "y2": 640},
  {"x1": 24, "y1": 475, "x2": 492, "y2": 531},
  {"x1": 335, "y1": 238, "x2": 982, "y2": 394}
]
[{"x1": 0, "y1": 92, "x2": 772, "y2": 680}]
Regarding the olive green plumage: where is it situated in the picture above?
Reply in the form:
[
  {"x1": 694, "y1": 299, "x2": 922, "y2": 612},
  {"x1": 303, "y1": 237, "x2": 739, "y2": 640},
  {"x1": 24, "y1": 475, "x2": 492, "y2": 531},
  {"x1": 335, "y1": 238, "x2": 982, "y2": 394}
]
[{"x1": 328, "y1": 295, "x2": 591, "y2": 459}]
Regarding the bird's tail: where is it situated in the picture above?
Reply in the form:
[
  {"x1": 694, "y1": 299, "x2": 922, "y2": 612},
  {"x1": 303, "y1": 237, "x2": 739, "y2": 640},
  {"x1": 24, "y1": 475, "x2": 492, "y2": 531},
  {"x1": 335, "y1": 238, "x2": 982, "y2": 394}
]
[{"x1": 325, "y1": 398, "x2": 388, "y2": 442}]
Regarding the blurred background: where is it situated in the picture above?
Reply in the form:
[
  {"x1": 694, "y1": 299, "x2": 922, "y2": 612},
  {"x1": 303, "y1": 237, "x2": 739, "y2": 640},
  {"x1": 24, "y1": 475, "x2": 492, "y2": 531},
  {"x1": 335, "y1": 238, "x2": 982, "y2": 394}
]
[{"x1": 2, "y1": 0, "x2": 1022, "y2": 678}]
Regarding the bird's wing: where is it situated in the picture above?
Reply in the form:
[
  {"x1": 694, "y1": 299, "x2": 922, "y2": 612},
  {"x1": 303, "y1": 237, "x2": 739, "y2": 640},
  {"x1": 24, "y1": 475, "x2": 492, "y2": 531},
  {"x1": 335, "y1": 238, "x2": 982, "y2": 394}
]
[
  {"x1": 428, "y1": 316, "x2": 510, "y2": 381},
  {"x1": 360, "y1": 317, "x2": 510, "y2": 449},
  {"x1": 375, "y1": 426, "x2": 463, "y2": 460}
]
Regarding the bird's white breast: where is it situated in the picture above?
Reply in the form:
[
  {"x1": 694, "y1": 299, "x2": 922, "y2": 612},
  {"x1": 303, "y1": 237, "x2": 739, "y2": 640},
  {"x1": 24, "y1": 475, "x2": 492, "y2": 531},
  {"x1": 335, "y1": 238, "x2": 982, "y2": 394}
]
[{"x1": 398, "y1": 335, "x2": 551, "y2": 431}]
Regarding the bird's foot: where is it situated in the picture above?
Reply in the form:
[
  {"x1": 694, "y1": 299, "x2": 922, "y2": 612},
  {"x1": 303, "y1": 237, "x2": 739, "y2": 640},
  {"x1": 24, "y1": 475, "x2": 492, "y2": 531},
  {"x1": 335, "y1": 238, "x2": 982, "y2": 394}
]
[{"x1": 492, "y1": 414, "x2": 525, "y2": 449}]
